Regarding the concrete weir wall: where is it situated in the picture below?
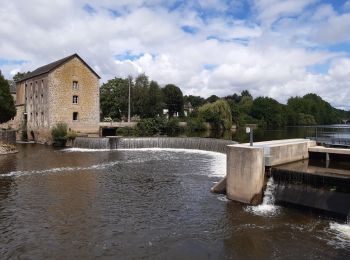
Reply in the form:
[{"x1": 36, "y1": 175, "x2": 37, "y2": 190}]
[
  {"x1": 226, "y1": 145, "x2": 265, "y2": 204},
  {"x1": 226, "y1": 139, "x2": 316, "y2": 204}
]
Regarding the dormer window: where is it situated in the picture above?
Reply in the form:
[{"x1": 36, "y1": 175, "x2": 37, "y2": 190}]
[
  {"x1": 73, "y1": 81, "x2": 78, "y2": 90},
  {"x1": 73, "y1": 95, "x2": 79, "y2": 104}
]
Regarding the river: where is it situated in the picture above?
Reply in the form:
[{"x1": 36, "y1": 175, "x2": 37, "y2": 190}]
[{"x1": 0, "y1": 143, "x2": 349, "y2": 259}]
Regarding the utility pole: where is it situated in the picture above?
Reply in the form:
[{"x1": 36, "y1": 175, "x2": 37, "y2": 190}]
[{"x1": 128, "y1": 76, "x2": 131, "y2": 123}]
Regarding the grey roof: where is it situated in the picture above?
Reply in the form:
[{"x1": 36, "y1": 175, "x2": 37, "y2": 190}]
[{"x1": 17, "y1": 53, "x2": 100, "y2": 82}]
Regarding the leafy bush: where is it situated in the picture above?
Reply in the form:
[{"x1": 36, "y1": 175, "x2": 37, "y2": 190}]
[
  {"x1": 198, "y1": 99, "x2": 232, "y2": 130},
  {"x1": 116, "y1": 127, "x2": 138, "y2": 136},
  {"x1": 20, "y1": 122, "x2": 28, "y2": 141},
  {"x1": 67, "y1": 130, "x2": 78, "y2": 140},
  {"x1": 103, "y1": 117, "x2": 113, "y2": 122},
  {"x1": 51, "y1": 122, "x2": 68, "y2": 146},
  {"x1": 136, "y1": 117, "x2": 166, "y2": 136},
  {"x1": 186, "y1": 117, "x2": 207, "y2": 131},
  {"x1": 165, "y1": 117, "x2": 182, "y2": 134}
]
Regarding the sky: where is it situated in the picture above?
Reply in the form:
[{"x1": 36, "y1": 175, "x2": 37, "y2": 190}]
[{"x1": 0, "y1": 0, "x2": 350, "y2": 109}]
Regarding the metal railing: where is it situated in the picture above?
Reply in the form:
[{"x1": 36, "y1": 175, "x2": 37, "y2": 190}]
[{"x1": 304, "y1": 125, "x2": 350, "y2": 147}]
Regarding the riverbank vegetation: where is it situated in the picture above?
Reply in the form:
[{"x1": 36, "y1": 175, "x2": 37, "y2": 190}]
[
  {"x1": 0, "y1": 71, "x2": 16, "y2": 124},
  {"x1": 100, "y1": 73, "x2": 349, "y2": 135}
]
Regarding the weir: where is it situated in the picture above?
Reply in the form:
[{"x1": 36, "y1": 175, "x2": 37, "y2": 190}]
[
  {"x1": 271, "y1": 163, "x2": 350, "y2": 218},
  {"x1": 226, "y1": 139, "x2": 316, "y2": 204},
  {"x1": 73, "y1": 136, "x2": 236, "y2": 154}
]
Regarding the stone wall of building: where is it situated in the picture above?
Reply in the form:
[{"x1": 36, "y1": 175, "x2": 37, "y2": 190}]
[
  {"x1": 48, "y1": 57, "x2": 100, "y2": 135},
  {"x1": 0, "y1": 130, "x2": 16, "y2": 144},
  {"x1": 25, "y1": 74, "x2": 50, "y2": 131},
  {"x1": 0, "y1": 105, "x2": 25, "y2": 134}
]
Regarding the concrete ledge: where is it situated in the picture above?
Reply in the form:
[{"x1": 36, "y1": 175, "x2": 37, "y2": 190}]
[
  {"x1": 226, "y1": 144, "x2": 265, "y2": 204},
  {"x1": 237, "y1": 139, "x2": 316, "y2": 166},
  {"x1": 309, "y1": 146, "x2": 350, "y2": 155}
]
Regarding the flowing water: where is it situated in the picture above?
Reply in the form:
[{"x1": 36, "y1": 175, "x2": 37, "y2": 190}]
[
  {"x1": 0, "y1": 144, "x2": 349, "y2": 259},
  {"x1": 245, "y1": 177, "x2": 280, "y2": 217}
]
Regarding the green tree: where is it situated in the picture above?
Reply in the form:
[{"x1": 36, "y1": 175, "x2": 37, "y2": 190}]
[
  {"x1": 286, "y1": 94, "x2": 339, "y2": 125},
  {"x1": 132, "y1": 73, "x2": 149, "y2": 117},
  {"x1": 13, "y1": 71, "x2": 30, "y2": 82},
  {"x1": 0, "y1": 71, "x2": 16, "y2": 124},
  {"x1": 144, "y1": 80, "x2": 164, "y2": 118},
  {"x1": 162, "y1": 84, "x2": 184, "y2": 117},
  {"x1": 100, "y1": 77, "x2": 129, "y2": 120},
  {"x1": 184, "y1": 95, "x2": 206, "y2": 108},
  {"x1": 250, "y1": 97, "x2": 286, "y2": 129},
  {"x1": 198, "y1": 99, "x2": 232, "y2": 129},
  {"x1": 206, "y1": 95, "x2": 219, "y2": 103},
  {"x1": 241, "y1": 90, "x2": 252, "y2": 99}
]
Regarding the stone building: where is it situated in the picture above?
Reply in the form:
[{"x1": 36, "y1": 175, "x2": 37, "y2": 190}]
[{"x1": 11, "y1": 54, "x2": 100, "y2": 143}]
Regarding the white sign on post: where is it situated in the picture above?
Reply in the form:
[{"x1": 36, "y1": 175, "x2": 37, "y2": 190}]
[{"x1": 246, "y1": 127, "x2": 251, "y2": 134}]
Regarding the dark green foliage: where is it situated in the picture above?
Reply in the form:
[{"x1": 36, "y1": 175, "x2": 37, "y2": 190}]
[
  {"x1": 51, "y1": 122, "x2": 68, "y2": 146},
  {"x1": 224, "y1": 93, "x2": 241, "y2": 103},
  {"x1": 241, "y1": 90, "x2": 252, "y2": 98},
  {"x1": 186, "y1": 117, "x2": 207, "y2": 131},
  {"x1": 116, "y1": 127, "x2": 138, "y2": 136},
  {"x1": 145, "y1": 81, "x2": 164, "y2": 117},
  {"x1": 206, "y1": 95, "x2": 219, "y2": 103},
  {"x1": 184, "y1": 95, "x2": 206, "y2": 108},
  {"x1": 100, "y1": 77, "x2": 129, "y2": 120},
  {"x1": 286, "y1": 94, "x2": 340, "y2": 125},
  {"x1": 13, "y1": 71, "x2": 30, "y2": 82},
  {"x1": 0, "y1": 71, "x2": 16, "y2": 124},
  {"x1": 198, "y1": 99, "x2": 232, "y2": 130},
  {"x1": 132, "y1": 74, "x2": 150, "y2": 117},
  {"x1": 165, "y1": 117, "x2": 182, "y2": 134},
  {"x1": 251, "y1": 97, "x2": 287, "y2": 129},
  {"x1": 21, "y1": 123, "x2": 28, "y2": 141},
  {"x1": 136, "y1": 117, "x2": 167, "y2": 136},
  {"x1": 100, "y1": 75, "x2": 165, "y2": 120},
  {"x1": 162, "y1": 84, "x2": 184, "y2": 117}
]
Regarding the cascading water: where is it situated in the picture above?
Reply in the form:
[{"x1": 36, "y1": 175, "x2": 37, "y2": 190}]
[
  {"x1": 73, "y1": 137, "x2": 110, "y2": 149},
  {"x1": 326, "y1": 216, "x2": 350, "y2": 250},
  {"x1": 245, "y1": 177, "x2": 279, "y2": 216},
  {"x1": 73, "y1": 137, "x2": 236, "y2": 154}
]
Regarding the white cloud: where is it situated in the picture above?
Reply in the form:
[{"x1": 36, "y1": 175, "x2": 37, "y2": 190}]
[{"x1": 0, "y1": 0, "x2": 350, "y2": 109}]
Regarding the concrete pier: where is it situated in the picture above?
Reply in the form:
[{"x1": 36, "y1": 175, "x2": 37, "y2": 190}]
[
  {"x1": 226, "y1": 145, "x2": 264, "y2": 204},
  {"x1": 226, "y1": 139, "x2": 316, "y2": 204}
]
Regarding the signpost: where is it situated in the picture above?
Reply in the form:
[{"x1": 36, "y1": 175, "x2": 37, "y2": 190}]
[{"x1": 246, "y1": 127, "x2": 253, "y2": 146}]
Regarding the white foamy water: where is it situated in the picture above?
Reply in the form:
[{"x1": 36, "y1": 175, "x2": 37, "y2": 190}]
[
  {"x1": 326, "y1": 221, "x2": 350, "y2": 250},
  {"x1": 245, "y1": 177, "x2": 280, "y2": 216},
  {"x1": 63, "y1": 147, "x2": 227, "y2": 178},
  {"x1": 1, "y1": 148, "x2": 226, "y2": 179},
  {"x1": 217, "y1": 195, "x2": 229, "y2": 202},
  {"x1": 0, "y1": 158, "x2": 146, "y2": 178}
]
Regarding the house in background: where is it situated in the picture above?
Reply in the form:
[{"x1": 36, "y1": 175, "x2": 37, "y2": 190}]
[{"x1": 11, "y1": 54, "x2": 100, "y2": 143}]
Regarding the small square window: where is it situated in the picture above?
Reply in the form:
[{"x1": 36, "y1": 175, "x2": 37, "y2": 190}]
[
  {"x1": 73, "y1": 112, "x2": 78, "y2": 121},
  {"x1": 73, "y1": 95, "x2": 78, "y2": 104},
  {"x1": 73, "y1": 81, "x2": 78, "y2": 90}
]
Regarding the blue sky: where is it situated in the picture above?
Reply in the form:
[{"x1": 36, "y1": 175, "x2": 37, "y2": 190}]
[{"x1": 1, "y1": 0, "x2": 350, "y2": 109}]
